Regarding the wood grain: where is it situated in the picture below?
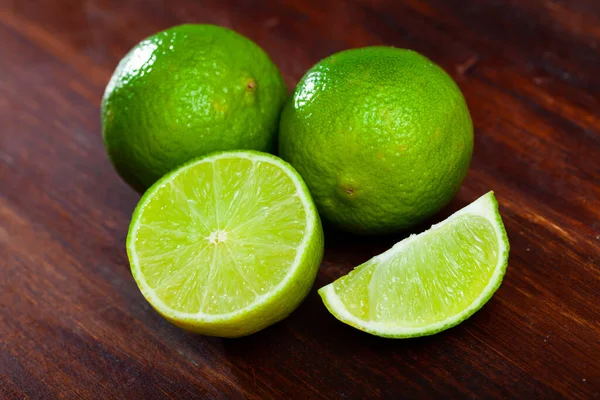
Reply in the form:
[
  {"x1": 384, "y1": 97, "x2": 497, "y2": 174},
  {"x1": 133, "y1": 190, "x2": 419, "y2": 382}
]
[{"x1": 1, "y1": 0, "x2": 599, "y2": 398}]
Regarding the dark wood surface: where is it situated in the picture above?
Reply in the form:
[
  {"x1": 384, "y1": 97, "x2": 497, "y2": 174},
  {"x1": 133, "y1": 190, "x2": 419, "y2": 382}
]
[{"x1": 2, "y1": 0, "x2": 600, "y2": 398}]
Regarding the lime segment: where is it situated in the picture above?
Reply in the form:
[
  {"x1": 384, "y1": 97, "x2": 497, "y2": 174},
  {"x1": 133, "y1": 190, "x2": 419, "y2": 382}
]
[
  {"x1": 127, "y1": 151, "x2": 324, "y2": 337},
  {"x1": 319, "y1": 191, "x2": 509, "y2": 338}
]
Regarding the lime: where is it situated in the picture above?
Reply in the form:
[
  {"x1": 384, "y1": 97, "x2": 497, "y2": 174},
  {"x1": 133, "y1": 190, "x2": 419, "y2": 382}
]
[
  {"x1": 279, "y1": 47, "x2": 473, "y2": 234},
  {"x1": 127, "y1": 151, "x2": 324, "y2": 337},
  {"x1": 319, "y1": 191, "x2": 509, "y2": 338},
  {"x1": 102, "y1": 24, "x2": 287, "y2": 192}
]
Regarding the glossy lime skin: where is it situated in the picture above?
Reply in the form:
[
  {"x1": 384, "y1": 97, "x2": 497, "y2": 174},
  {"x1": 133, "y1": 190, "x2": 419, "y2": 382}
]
[
  {"x1": 102, "y1": 24, "x2": 287, "y2": 192},
  {"x1": 279, "y1": 47, "x2": 473, "y2": 234}
]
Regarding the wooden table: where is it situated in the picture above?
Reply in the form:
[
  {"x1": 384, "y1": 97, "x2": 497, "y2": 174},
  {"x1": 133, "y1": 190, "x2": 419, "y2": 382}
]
[{"x1": 2, "y1": 1, "x2": 599, "y2": 398}]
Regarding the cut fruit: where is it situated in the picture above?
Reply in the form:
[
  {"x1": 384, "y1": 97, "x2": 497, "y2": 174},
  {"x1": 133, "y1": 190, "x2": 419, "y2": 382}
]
[
  {"x1": 127, "y1": 151, "x2": 324, "y2": 337},
  {"x1": 319, "y1": 191, "x2": 509, "y2": 338}
]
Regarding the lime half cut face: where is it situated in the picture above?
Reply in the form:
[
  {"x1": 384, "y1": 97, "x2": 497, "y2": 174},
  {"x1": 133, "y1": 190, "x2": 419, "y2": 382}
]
[
  {"x1": 319, "y1": 191, "x2": 509, "y2": 338},
  {"x1": 127, "y1": 151, "x2": 324, "y2": 337}
]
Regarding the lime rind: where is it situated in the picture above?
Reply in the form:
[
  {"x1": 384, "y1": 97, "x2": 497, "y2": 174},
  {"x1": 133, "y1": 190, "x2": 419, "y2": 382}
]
[
  {"x1": 127, "y1": 150, "x2": 323, "y2": 337},
  {"x1": 102, "y1": 25, "x2": 287, "y2": 192},
  {"x1": 318, "y1": 191, "x2": 509, "y2": 338}
]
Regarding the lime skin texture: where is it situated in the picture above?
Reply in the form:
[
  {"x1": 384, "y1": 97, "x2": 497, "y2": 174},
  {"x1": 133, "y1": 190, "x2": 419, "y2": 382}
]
[
  {"x1": 102, "y1": 24, "x2": 287, "y2": 192},
  {"x1": 279, "y1": 47, "x2": 473, "y2": 234}
]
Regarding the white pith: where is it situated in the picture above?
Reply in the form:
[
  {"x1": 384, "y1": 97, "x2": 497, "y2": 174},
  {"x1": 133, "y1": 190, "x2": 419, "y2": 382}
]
[
  {"x1": 129, "y1": 152, "x2": 316, "y2": 323},
  {"x1": 320, "y1": 192, "x2": 507, "y2": 336}
]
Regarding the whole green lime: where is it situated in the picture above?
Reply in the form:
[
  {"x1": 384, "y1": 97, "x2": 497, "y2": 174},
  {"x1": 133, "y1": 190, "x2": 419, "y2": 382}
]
[
  {"x1": 279, "y1": 47, "x2": 473, "y2": 234},
  {"x1": 102, "y1": 24, "x2": 287, "y2": 192}
]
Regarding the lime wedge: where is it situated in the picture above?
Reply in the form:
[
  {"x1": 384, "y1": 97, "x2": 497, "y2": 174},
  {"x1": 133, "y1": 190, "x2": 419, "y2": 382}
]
[
  {"x1": 127, "y1": 151, "x2": 324, "y2": 337},
  {"x1": 319, "y1": 191, "x2": 509, "y2": 338}
]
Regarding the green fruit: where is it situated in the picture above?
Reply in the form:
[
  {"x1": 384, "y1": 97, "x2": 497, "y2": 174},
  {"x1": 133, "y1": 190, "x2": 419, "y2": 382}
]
[
  {"x1": 279, "y1": 47, "x2": 473, "y2": 234},
  {"x1": 319, "y1": 191, "x2": 509, "y2": 338},
  {"x1": 102, "y1": 24, "x2": 287, "y2": 192},
  {"x1": 127, "y1": 151, "x2": 324, "y2": 337}
]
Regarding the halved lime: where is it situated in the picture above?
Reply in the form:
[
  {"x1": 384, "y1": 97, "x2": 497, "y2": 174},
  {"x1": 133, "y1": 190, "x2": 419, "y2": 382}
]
[
  {"x1": 319, "y1": 191, "x2": 509, "y2": 338},
  {"x1": 127, "y1": 151, "x2": 324, "y2": 337}
]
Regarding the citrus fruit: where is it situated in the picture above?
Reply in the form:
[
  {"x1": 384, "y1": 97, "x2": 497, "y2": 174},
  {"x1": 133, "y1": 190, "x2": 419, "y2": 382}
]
[
  {"x1": 102, "y1": 24, "x2": 287, "y2": 192},
  {"x1": 127, "y1": 151, "x2": 324, "y2": 337},
  {"x1": 279, "y1": 47, "x2": 473, "y2": 234},
  {"x1": 319, "y1": 191, "x2": 509, "y2": 338}
]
